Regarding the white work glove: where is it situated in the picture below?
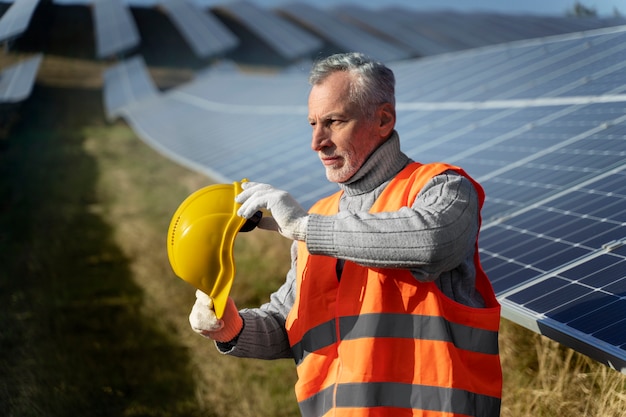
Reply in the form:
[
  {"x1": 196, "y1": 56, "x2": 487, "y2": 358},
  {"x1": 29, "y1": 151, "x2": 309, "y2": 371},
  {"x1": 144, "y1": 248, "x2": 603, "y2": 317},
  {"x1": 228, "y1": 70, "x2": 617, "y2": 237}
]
[
  {"x1": 189, "y1": 290, "x2": 243, "y2": 343},
  {"x1": 235, "y1": 182, "x2": 308, "y2": 241}
]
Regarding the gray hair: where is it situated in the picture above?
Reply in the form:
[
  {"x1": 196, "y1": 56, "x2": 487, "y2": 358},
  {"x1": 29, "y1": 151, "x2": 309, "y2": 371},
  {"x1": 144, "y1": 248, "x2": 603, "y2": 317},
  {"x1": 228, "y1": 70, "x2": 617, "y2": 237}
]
[{"x1": 309, "y1": 52, "x2": 395, "y2": 116}]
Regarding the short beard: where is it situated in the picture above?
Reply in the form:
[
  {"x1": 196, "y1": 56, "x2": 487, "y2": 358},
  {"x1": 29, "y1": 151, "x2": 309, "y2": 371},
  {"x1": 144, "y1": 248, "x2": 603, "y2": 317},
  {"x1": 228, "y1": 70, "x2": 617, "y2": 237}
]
[{"x1": 324, "y1": 151, "x2": 358, "y2": 183}]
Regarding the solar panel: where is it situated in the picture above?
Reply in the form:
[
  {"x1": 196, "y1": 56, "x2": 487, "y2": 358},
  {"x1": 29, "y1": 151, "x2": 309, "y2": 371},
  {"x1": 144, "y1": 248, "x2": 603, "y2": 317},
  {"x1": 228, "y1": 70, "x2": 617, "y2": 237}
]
[
  {"x1": 158, "y1": 0, "x2": 239, "y2": 59},
  {"x1": 102, "y1": 55, "x2": 158, "y2": 120},
  {"x1": 0, "y1": 0, "x2": 39, "y2": 43},
  {"x1": 379, "y1": 8, "x2": 626, "y2": 55},
  {"x1": 0, "y1": 53, "x2": 42, "y2": 103},
  {"x1": 332, "y1": 5, "x2": 446, "y2": 57},
  {"x1": 212, "y1": 1, "x2": 323, "y2": 61},
  {"x1": 276, "y1": 2, "x2": 414, "y2": 62},
  {"x1": 92, "y1": 0, "x2": 140, "y2": 59},
  {"x1": 105, "y1": 25, "x2": 626, "y2": 373}
]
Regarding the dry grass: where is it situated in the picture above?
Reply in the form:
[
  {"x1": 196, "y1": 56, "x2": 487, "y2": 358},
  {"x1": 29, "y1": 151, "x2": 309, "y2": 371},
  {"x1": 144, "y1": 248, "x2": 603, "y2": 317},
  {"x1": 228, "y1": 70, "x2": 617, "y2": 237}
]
[
  {"x1": 82, "y1": 122, "x2": 299, "y2": 417},
  {"x1": 500, "y1": 320, "x2": 626, "y2": 416}
]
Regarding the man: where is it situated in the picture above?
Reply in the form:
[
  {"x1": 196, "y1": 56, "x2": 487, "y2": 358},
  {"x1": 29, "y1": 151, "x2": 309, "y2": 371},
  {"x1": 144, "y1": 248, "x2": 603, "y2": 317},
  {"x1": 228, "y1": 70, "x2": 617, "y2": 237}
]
[{"x1": 189, "y1": 52, "x2": 502, "y2": 417}]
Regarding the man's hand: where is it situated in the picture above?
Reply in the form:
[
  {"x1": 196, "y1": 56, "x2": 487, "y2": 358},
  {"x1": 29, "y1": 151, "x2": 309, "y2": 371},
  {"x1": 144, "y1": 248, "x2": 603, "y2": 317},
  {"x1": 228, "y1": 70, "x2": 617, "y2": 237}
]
[
  {"x1": 189, "y1": 290, "x2": 243, "y2": 343},
  {"x1": 236, "y1": 182, "x2": 308, "y2": 241}
]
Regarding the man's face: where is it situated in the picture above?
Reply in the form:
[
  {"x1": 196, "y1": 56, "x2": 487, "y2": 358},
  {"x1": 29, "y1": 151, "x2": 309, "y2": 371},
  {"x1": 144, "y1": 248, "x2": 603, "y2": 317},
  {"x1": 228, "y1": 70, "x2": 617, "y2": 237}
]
[{"x1": 308, "y1": 71, "x2": 389, "y2": 183}]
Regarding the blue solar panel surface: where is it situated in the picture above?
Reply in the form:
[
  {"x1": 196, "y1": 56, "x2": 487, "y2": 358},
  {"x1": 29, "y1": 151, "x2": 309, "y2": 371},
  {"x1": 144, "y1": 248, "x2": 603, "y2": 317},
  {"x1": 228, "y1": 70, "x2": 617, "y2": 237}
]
[
  {"x1": 103, "y1": 56, "x2": 158, "y2": 120},
  {"x1": 213, "y1": 1, "x2": 323, "y2": 60},
  {"x1": 0, "y1": 53, "x2": 42, "y2": 103},
  {"x1": 159, "y1": 0, "x2": 239, "y2": 58},
  {"x1": 105, "y1": 26, "x2": 626, "y2": 372},
  {"x1": 0, "y1": 0, "x2": 39, "y2": 42},
  {"x1": 92, "y1": 0, "x2": 140, "y2": 59},
  {"x1": 277, "y1": 2, "x2": 413, "y2": 62}
]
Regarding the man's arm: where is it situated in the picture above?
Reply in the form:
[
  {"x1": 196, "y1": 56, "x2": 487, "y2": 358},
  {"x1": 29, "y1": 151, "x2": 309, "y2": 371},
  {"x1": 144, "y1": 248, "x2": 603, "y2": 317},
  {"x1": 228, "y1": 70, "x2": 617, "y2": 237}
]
[
  {"x1": 216, "y1": 242, "x2": 298, "y2": 360},
  {"x1": 305, "y1": 172, "x2": 479, "y2": 278}
]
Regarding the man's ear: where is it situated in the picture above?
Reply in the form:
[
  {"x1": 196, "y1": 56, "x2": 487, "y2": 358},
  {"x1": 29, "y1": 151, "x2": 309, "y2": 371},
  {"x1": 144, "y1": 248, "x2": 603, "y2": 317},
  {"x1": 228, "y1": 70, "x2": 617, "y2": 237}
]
[{"x1": 378, "y1": 103, "x2": 396, "y2": 138}]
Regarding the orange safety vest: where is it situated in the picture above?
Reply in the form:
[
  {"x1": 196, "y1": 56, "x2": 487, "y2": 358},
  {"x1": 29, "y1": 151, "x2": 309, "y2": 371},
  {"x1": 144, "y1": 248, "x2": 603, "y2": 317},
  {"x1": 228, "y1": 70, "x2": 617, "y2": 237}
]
[{"x1": 285, "y1": 162, "x2": 502, "y2": 417}]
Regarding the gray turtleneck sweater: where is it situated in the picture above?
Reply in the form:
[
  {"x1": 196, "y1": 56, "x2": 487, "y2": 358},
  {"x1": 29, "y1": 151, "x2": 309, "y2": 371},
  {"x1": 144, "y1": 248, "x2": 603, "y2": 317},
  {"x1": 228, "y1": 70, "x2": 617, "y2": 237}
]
[{"x1": 218, "y1": 132, "x2": 486, "y2": 359}]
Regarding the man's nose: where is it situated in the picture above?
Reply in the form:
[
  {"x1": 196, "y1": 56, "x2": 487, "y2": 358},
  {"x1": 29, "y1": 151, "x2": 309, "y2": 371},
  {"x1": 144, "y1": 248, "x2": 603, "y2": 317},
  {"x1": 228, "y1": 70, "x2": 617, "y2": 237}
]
[{"x1": 311, "y1": 126, "x2": 329, "y2": 151}]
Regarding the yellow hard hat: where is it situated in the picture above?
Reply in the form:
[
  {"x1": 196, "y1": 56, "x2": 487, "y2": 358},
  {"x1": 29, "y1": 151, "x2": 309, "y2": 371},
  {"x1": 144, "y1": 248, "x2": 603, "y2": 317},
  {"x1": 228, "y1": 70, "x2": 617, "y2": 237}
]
[{"x1": 167, "y1": 180, "x2": 260, "y2": 318}]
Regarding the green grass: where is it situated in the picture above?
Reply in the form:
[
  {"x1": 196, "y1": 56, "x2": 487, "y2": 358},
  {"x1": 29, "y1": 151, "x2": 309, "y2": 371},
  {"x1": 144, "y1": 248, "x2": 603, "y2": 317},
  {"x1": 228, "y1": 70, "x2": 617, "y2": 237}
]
[{"x1": 0, "y1": 85, "x2": 204, "y2": 417}]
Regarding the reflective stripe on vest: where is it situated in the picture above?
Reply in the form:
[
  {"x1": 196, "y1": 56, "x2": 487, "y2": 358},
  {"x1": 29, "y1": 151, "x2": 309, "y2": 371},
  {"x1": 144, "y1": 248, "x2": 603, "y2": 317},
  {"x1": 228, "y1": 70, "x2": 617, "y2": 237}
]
[
  {"x1": 300, "y1": 382, "x2": 502, "y2": 417},
  {"x1": 286, "y1": 162, "x2": 502, "y2": 417},
  {"x1": 292, "y1": 313, "x2": 499, "y2": 366}
]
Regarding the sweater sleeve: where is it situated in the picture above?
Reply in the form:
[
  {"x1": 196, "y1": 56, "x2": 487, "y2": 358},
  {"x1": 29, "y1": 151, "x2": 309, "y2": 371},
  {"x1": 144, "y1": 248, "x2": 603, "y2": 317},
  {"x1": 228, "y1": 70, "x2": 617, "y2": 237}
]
[
  {"x1": 305, "y1": 172, "x2": 479, "y2": 280},
  {"x1": 215, "y1": 241, "x2": 298, "y2": 359}
]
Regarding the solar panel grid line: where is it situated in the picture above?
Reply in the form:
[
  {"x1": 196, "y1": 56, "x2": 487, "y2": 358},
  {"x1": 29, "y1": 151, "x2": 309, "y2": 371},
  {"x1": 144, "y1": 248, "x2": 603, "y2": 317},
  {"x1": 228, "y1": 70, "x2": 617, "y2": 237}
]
[
  {"x1": 398, "y1": 30, "x2": 624, "y2": 103},
  {"x1": 402, "y1": 106, "x2": 553, "y2": 162},
  {"x1": 467, "y1": 15, "x2": 530, "y2": 45},
  {"x1": 214, "y1": 123, "x2": 312, "y2": 172},
  {"x1": 176, "y1": 70, "x2": 309, "y2": 106},
  {"x1": 393, "y1": 46, "x2": 564, "y2": 103},
  {"x1": 381, "y1": 10, "x2": 474, "y2": 52},
  {"x1": 212, "y1": 2, "x2": 322, "y2": 60},
  {"x1": 377, "y1": 10, "x2": 458, "y2": 55},
  {"x1": 449, "y1": 24, "x2": 626, "y2": 61},
  {"x1": 457, "y1": 38, "x2": 618, "y2": 101},
  {"x1": 197, "y1": 11, "x2": 240, "y2": 47},
  {"x1": 490, "y1": 250, "x2": 626, "y2": 302},
  {"x1": 481, "y1": 167, "x2": 626, "y2": 316},
  {"x1": 484, "y1": 239, "x2": 585, "y2": 278},
  {"x1": 480, "y1": 154, "x2": 626, "y2": 222},
  {"x1": 479, "y1": 15, "x2": 532, "y2": 42},
  {"x1": 158, "y1": 0, "x2": 238, "y2": 58},
  {"x1": 215, "y1": 135, "x2": 316, "y2": 181},
  {"x1": 484, "y1": 220, "x2": 618, "y2": 276},
  {"x1": 500, "y1": 298, "x2": 626, "y2": 371},
  {"x1": 566, "y1": 299, "x2": 626, "y2": 337},
  {"x1": 124, "y1": 108, "x2": 233, "y2": 184},
  {"x1": 0, "y1": 53, "x2": 42, "y2": 103},
  {"x1": 512, "y1": 284, "x2": 608, "y2": 326},
  {"x1": 482, "y1": 175, "x2": 625, "y2": 273},
  {"x1": 498, "y1": 242, "x2": 626, "y2": 299},
  {"x1": 119, "y1": 99, "x2": 223, "y2": 164},
  {"x1": 502, "y1": 39, "x2": 626, "y2": 100},
  {"x1": 194, "y1": 123, "x2": 282, "y2": 167},
  {"x1": 506, "y1": 268, "x2": 626, "y2": 327},
  {"x1": 237, "y1": 5, "x2": 321, "y2": 53},
  {"x1": 427, "y1": 14, "x2": 504, "y2": 48},
  {"x1": 476, "y1": 111, "x2": 626, "y2": 183},
  {"x1": 103, "y1": 56, "x2": 158, "y2": 119},
  {"x1": 392, "y1": 54, "x2": 512, "y2": 101},
  {"x1": 276, "y1": 2, "x2": 413, "y2": 62},
  {"x1": 131, "y1": 94, "x2": 308, "y2": 176},
  {"x1": 1, "y1": 59, "x2": 23, "y2": 99},
  {"x1": 396, "y1": 95, "x2": 626, "y2": 113},
  {"x1": 0, "y1": 0, "x2": 39, "y2": 42},
  {"x1": 487, "y1": 193, "x2": 625, "y2": 243},
  {"x1": 170, "y1": 89, "x2": 307, "y2": 115},
  {"x1": 422, "y1": 124, "x2": 619, "y2": 176},
  {"x1": 164, "y1": 102, "x2": 278, "y2": 142},
  {"x1": 92, "y1": 0, "x2": 140, "y2": 59},
  {"x1": 332, "y1": 5, "x2": 445, "y2": 57}
]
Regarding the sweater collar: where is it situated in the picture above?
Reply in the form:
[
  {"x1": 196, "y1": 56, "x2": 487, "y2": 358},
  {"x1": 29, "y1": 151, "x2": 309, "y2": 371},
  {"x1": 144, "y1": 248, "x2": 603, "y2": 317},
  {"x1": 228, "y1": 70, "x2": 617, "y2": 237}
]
[{"x1": 338, "y1": 131, "x2": 411, "y2": 196}]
